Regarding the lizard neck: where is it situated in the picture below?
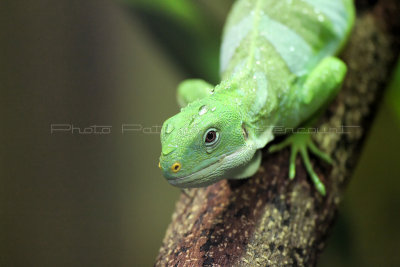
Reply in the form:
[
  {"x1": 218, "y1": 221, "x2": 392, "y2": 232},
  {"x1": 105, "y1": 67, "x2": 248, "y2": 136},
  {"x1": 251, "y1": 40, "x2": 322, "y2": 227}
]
[{"x1": 213, "y1": 75, "x2": 278, "y2": 149}]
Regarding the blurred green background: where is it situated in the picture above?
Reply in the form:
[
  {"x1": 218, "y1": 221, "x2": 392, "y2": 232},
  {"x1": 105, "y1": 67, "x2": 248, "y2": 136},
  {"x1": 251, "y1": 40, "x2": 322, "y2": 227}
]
[{"x1": 0, "y1": 0, "x2": 399, "y2": 266}]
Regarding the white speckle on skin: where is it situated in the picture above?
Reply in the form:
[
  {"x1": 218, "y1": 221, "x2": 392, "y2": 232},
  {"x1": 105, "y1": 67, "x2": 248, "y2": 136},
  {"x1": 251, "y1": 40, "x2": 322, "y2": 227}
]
[
  {"x1": 199, "y1": 105, "x2": 208, "y2": 116},
  {"x1": 166, "y1": 123, "x2": 174, "y2": 134}
]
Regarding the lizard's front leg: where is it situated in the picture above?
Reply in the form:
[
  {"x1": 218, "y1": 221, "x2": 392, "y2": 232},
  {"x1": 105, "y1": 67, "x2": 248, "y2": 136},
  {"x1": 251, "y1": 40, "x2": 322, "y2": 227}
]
[{"x1": 269, "y1": 56, "x2": 347, "y2": 196}]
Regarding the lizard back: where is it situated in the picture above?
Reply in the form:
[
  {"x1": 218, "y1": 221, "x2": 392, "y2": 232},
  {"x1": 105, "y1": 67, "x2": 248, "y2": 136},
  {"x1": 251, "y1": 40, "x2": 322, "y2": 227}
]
[{"x1": 217, "y1": 0, "x2": 354, "y2": 131}]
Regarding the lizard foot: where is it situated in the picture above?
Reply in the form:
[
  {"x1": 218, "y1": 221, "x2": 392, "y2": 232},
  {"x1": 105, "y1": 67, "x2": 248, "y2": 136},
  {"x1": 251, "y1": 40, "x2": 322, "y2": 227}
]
[{"x1": 268, "y1": 132, "x2": 332, "y2": 196}]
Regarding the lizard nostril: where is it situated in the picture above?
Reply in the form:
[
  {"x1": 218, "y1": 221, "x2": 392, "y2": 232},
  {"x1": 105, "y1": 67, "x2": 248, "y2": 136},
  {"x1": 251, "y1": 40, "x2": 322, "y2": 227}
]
[{"x1": 171, "y1": 162, "x2": 181, "y2": 173}]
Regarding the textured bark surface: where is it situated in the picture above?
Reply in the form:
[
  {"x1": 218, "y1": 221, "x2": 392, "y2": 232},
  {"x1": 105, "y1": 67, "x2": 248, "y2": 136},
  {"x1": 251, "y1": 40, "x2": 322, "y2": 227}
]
[{"x1": 156, "y1": 1, "x2": 400, "y2": 266}]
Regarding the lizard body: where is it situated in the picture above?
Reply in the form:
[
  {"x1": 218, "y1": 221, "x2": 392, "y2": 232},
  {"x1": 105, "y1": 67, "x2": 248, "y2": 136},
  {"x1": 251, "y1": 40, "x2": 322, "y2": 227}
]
[{"x1": 159, "y1": 0, "x2": 355, "y2": 195}]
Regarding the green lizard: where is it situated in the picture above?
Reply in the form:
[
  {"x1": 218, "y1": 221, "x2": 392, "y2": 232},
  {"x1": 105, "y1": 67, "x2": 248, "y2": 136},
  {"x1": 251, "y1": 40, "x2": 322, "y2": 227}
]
[{"x1": 159, "y1": 0, "x2": 355, "y2": 195}]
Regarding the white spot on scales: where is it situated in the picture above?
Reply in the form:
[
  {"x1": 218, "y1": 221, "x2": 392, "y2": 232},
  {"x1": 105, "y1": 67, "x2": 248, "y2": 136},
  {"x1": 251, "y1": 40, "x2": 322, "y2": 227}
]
[{"x1": 199, "y1": 105, "x2": 208, "y2": 116}]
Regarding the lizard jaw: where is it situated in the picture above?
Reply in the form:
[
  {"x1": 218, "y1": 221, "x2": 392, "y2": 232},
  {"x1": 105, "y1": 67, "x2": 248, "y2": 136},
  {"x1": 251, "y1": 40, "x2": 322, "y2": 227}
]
[{"x1": 167, "y1": 145, "x2": 256, "y2": 188}]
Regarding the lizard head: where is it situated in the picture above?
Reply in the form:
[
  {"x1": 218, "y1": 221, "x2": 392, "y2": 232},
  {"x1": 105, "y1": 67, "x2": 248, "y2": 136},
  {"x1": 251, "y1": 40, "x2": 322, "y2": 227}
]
[{"x1": 159, "y1": 96, "x2": 256, "y2": 188}]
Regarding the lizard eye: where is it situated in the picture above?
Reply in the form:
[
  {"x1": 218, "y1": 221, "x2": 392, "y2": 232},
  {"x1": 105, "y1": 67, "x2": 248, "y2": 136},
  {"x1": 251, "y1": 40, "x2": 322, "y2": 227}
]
[
  {"x1": 205, "y1": 131, "x2": 216, "y2": 143},
  {"x1": 204, "y1": 128, "x2": 220, "y2": 147}
]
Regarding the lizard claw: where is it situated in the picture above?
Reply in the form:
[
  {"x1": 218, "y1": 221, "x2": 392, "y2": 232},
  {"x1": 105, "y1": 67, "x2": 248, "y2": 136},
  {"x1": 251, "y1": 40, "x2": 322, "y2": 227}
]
[{"x1": 269, "y1": 132, "x2": 332, "y2": 196}]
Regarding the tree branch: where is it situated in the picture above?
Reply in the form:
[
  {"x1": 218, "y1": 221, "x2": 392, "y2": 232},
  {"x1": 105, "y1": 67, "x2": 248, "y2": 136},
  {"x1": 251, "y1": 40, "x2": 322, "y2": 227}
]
[{"x1": 155, "y1": 1, "x2": 400, "y2": 266}]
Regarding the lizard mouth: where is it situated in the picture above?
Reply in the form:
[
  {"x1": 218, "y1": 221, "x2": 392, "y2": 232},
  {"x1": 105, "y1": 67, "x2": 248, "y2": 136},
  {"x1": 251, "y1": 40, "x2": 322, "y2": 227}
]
[
  {"x1": 167, "y1": 146, "x2": 253, "y2": 188},
  {"x1": 167, "y1": 155, "x2": 226, "y2": 185}
]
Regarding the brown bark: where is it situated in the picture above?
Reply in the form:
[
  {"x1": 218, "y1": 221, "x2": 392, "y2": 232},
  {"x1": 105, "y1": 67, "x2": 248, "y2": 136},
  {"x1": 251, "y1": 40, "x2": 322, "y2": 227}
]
[{"x1": 155, "y1": 1, "x2": 400, "y2": 266}]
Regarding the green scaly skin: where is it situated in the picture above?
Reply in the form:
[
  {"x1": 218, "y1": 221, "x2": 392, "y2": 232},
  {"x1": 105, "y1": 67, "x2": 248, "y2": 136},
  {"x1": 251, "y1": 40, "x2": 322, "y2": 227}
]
[{"x1": 159, "y1": 0, "x2": 355, "y2": 195}]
